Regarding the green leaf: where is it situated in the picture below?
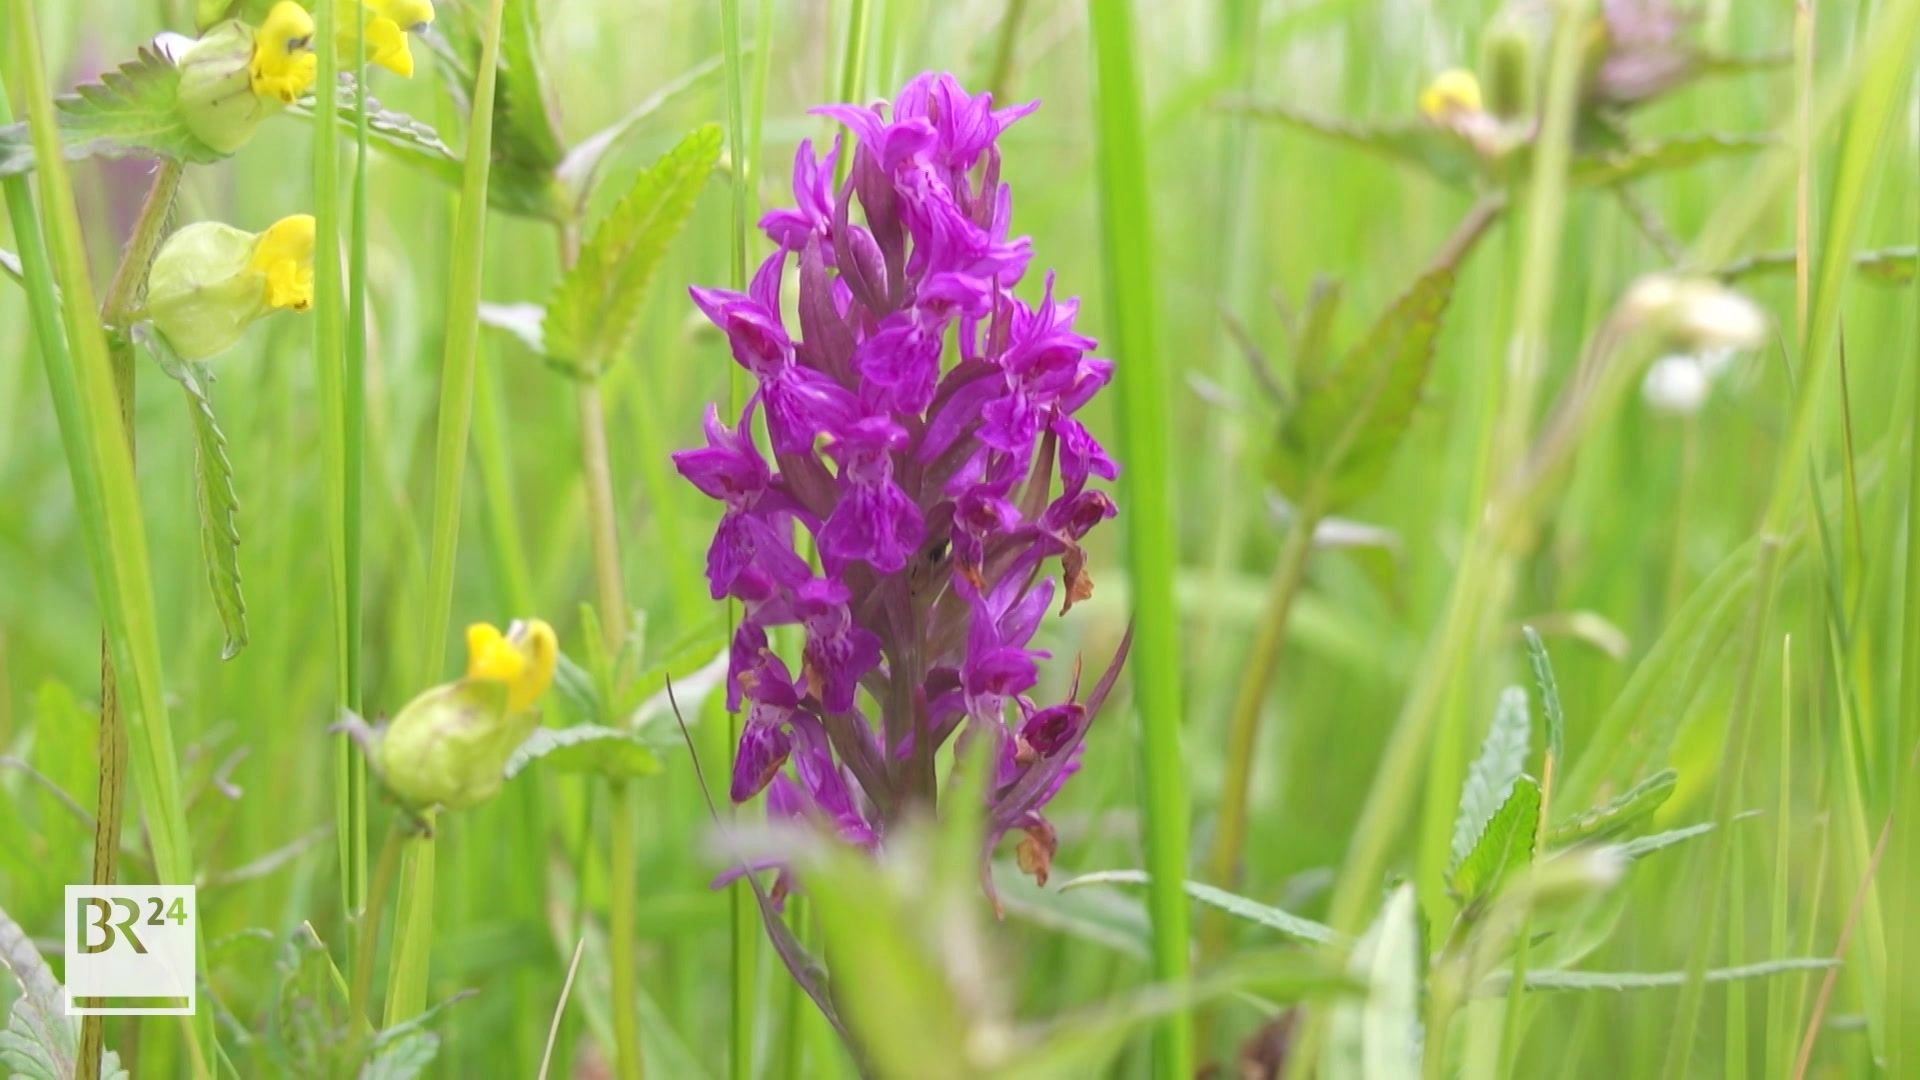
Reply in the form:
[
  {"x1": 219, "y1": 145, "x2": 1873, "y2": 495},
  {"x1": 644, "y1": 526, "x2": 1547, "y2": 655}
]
[
  {"x1": 1453, "y1": 775, "x2": 1542, "y2": 901},
  {"x1": 1221, "y1": 98, "x2": 1483, "y2": 186},
  {"x1": 0, "y1": 901, "x2": 128, "y2": 1080},
  {"x1": 1488, "y1": 957, "x2": 1836, "y2": 993},
  {"x1": 1324, "y1": 884, "x2": 1419, "y2": 1080},
  {"x1": 557, "y1": 55, "x2": 726, "y2": 198},
  {"x1": 358, "y1": 1029, "x2": 440, "y2": 1080},
  {"x1": 1270, "y1": 265, "x2": 1456, "y2": 509},
  {"x1": 1523, "y1": 627, "x2": 1566, "y2": 764},
  {"x1": 1548, "y1": 769, "x2": 1678, "y2": 848},
  {"x1": 544, "y1": 124, "x2": 722, "y2": 378},
  {"x1": 1004, "y1": 951, "x2": 1355, "y2": 1080},
  {"x1": 1450, "y1": 686, "x2": 1532, "y2": 873},
  {"x1": 0, "y1": 45, "x2": 221, "y2": 178},
  {"x1": 1718, "y1": 244, "x2": 1915, "y2": 286},
  {"x1": 503, "y1": 725, "x2": 663, "y2": 781},
  {"x1": 496, "y1": 0, "x2": 565, "y2": 175},
  {"x1": 1061, "y1": 870, "x2": 1338, "y2": 944},
  {"x1": 1569, "y1": 132, "x2": 1770, "y2": 188},
  {"x1": 143, "y1": 328, "x2": 247, "y2": 659},
  {"x1": 1613, "y1": 811, "x2": 1761, "y2": 861}
]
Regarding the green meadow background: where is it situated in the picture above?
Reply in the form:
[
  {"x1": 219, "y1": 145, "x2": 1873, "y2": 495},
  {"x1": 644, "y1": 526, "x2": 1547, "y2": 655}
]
[{"x1": 2, "y1": 0, "x2": 1917, "y2": 1076}]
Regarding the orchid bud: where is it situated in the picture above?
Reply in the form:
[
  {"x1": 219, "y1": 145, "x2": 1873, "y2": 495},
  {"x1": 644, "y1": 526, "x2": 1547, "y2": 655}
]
[
  {"x1": 176, "y1": 2, "x2": 316, "y2": 154},
  {"x1": 375, "y1": 619, "x2": 557, "y2": 812},
  {"x1": 146, "y1": 214, "x2": 315, "y2": 360}
]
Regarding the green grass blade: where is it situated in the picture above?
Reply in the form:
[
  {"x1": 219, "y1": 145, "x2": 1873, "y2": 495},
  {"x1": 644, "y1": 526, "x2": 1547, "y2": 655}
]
[
  {"x1": 387, "y1": 0, "x2": 512, "y2": 1029},
  {"x1": 720, "y1": 1, "x2": 757, "y2": 1076},
  {"x1": 1086, "y1": 2, "x2": 1193, "y2": 1073},
  {"x1": 1, "y1": 8, "x2": 209, "y2": 1071}
]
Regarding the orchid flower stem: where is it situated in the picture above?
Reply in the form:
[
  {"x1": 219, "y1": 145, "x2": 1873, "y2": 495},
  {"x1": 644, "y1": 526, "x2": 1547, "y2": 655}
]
[
  {"x1": 1200, "y1": 501, "x2": 1321, "y2": 945},
  {"x1": 77, "y1": 153, "x2": 184, "y2": 1080},
  {"x1": 555, "y1": 209, "x2": 644, "y2": 1079}
]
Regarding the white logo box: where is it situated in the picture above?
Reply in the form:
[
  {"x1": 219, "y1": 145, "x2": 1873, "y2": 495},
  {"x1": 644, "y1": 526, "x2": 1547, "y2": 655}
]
[{"x1": 63, "y1": 885, "x2": 196, "y2": 1016}]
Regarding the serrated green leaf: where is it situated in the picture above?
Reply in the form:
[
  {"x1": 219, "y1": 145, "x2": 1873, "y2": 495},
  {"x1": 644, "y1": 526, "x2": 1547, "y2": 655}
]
[
  {"x1": 0, "y1": 901, "x2": 128, "y2": 1080},
  {"x1": 1222, "y1": 98, "x2": 1483, "y2": 187},
  {"x1": 1061, "y1": 870, "x2": 1337, "y2": 944},
  {"x1": 496, "y1": 0, "x2": 565, "y2": 173},
  {"x1": 544, "y1": 124, "x2": 722, "y2": 378},
  {"x1": 1487, "y1": 957, "x2": 1835, "y2": 993},
  {"x1": 0, "y1": 45, "x2": 223, "y2": 178},
  {"x1": 1453, "y1": 775, "x2": 1541, "y2": 900},
  {"x1": 1523, "y1": 627, "x2": 1565, "y2": 764},
  {"x1": 1549, "y1": 769, "x2": 1678, "y2": 848},
  {"x1": 503, "y1": 725, "x2": 662, "y2": 781},
  {"x1": 1570, "y1": 132, "x2": 1769, "y2": 188},
  {"x1": 1270, "y1": 265, "x2": 1455, "y2": 509},
  {"x1": 1718, "y1": 244, "x2": 1915, "y2": 286},
  {"x1": 358, "y1": 1029, "x2": 439, "y2": 1080},
  {"x1": 1451, "y1": 686, "x2": 1532, "y2": 872},
  {"x1": 1325, "y1": 884, "x2": 1419, "y2": 1080},
  {"x1": 143, "y1": 328, "x2": 247, "y2": 659},
  {"x1": 1292, "y1": 276, "x2": 1344, "y2": 390}
]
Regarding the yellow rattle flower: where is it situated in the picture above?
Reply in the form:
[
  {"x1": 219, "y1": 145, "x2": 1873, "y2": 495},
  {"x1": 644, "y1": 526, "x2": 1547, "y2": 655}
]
[
  {"x1": 374, "y1": 618, "x2": 558, "y2": 812},
  {"x1": 247, "y1": 214, "x2": 316, "y2": 312},
  {"x1": 1419, "y1": 68, "x2": 1484, "y2": 121},
  {"x1": 250, "y1": 1, "x2": 320, "y2": 104},
  {"x1": 146, "y1": 214, "x2": 316, "y2": 360},
  {"x1": 464, "y1": 619, "x2": 559, "y2": 714},
  {"x1": 339, "y1": 0, "x2": 436, "y2": 79},
  {"x1": 176, "y1": 2, "x2": 318, "y2": 154}
]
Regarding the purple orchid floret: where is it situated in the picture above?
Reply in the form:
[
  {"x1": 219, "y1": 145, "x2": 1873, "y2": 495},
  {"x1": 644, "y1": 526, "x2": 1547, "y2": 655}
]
[{"x1": 673, "y1": 71, "x2": 1126, "y2": 906}]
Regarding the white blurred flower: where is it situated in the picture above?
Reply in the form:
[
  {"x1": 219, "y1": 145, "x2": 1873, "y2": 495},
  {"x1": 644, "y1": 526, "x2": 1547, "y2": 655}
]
[
  {"x1": 1642, "y1": 353, "x2": 1711, "y2": 415},
  {"x1": 1621, "y1": 273, "x2": 1770, "y2": 352}
]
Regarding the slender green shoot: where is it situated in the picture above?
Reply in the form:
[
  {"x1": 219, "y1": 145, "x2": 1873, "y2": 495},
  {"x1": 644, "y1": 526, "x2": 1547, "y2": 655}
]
[{"x1": 1086, "y1": 2, "x2": 1193, "y2": 1074}]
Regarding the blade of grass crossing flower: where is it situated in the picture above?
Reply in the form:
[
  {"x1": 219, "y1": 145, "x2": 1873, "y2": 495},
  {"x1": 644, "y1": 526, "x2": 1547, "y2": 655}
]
[
  {"x1": 344, "y1": 0, "x2": 373, "y2": 915},
  {"x1": 390, "y1": 0, "x2": 511, "y2": 1028},
  {"x1": 309, "y1": 0, "x2": 364, "y2": 933},
  {"x1": 2, "y1": 9, "x2": 210, "y2": 1071},
  {"x1": 1086, "y1": 3, "x2": 1194, "y2": 1075},
  {"x1": 720, "y1": 1, "x2": 756, "y2": 1076}
]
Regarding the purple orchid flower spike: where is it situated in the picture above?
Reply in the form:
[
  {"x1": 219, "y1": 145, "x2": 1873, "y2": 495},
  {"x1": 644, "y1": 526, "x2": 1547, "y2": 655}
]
[{"x1": 676, "y1": 72, "x2": 1125, "y2": 922}]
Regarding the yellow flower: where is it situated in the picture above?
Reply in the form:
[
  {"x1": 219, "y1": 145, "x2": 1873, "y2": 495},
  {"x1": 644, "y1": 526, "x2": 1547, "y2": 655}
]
[
  {"x1": 464, "y1": 619, "x2": 558, "y2": 714},
  {"x1": 247, "y1": 214, "x2": 316, "y2": 312},
  {"x1": 250, "y1": 1, "x2": 319, "y2": 104},
  {"x1": 372, "y1": 616, "x2": 556, "y2": 812},
  {"x1": 339, "y1": 0, "x2": 436, "y2": 79},
  {"x1": 177, "y1": 6, "x2": 315, "y2": 153},
  {"x1": 146, "y1": 214, "x2": 316, "y2": 360},
  {"x1": 1419, "y1": 68, "x2": 1484, "y2": 121}
]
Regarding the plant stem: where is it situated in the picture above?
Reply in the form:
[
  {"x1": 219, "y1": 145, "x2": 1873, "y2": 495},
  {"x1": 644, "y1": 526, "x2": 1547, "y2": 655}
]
[
  {"x1": 1086, "y1": 2, "x2": 1194, "y2": 1074},
  {"x1": 70, "y1": 156, "x2": 184, "y2": 1080},
  {"x1": 388, "y1": 0, "x2": 510, "y2": 1028},
  {"x1": 1200, "y1": 503, "x2": 1320, "y2": 928},
  {"x1": 2, "y1": 11, "x2": 208, "y2": 1069},
  {"x1": 556, "y1": 208, "x2": 645, "y2": 1080},
  {"x1": 349, "y1": 820, "x2": 408, "y2": 1043},
  {"x1": 986, "y1": 0, "x2": 1029, "y2": 103},
  {"x1": 720, "y1": 1, "x2": 759, "y2": 1076}
]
